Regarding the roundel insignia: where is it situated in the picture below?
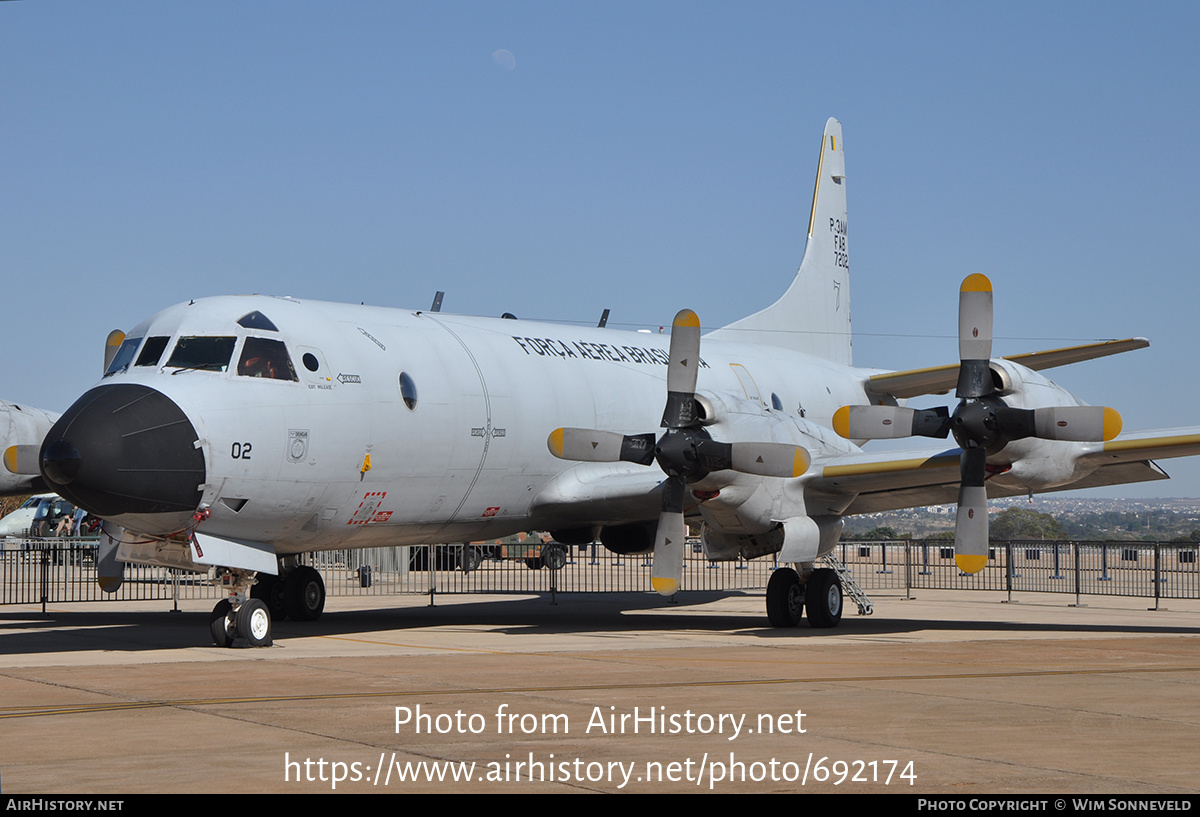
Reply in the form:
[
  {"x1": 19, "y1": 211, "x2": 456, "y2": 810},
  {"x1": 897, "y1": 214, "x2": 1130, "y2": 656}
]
[{"x1": 288, "y1": 429, "x2": 310, "y2": 463}]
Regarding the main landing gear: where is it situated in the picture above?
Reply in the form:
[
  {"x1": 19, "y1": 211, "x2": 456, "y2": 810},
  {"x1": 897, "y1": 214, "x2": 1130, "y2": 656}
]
[
  {"x1": 210, "y1": 563, "x2": 327, "y2": 648},
  {"x1": 765, "y1": 565, "x2": 843, "y2": 629}
]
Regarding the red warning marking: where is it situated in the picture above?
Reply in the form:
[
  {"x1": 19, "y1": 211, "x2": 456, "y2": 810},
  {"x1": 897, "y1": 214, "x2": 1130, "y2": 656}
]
[
  {"x1": 348, "y1": 491, "x2": 389, "y2": 525},
  {"x1": 482, "y1": 506, "x2": 499, "y2": 518}
]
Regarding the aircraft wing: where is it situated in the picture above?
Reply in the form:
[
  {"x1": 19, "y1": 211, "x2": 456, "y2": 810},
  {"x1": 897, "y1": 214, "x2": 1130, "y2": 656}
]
[
  {"x1": 866, "y1": 338, "x2": 1150, "y2": 399},
  {"x1": 1076, "y1": 428, "x2": 1200, "y2": 467},
  {"x1": 530, "y1": 465, "x2": 665, "y2": 526},
  {"x1": 804, "y1": 427, "x2": 1200, "y2": 516}
]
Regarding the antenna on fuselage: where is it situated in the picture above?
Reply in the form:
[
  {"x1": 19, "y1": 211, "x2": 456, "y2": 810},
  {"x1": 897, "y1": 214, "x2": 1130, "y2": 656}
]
[
  {"x1": 597, "y1": 308, "x2": 610, "y2": 328},
  {"x1": 430, "y1": 291, "x2": 444, "y2": 312}
]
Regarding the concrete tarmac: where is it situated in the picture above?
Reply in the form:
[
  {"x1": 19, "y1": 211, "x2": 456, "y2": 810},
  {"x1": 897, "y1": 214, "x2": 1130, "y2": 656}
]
[{"x1": 1, "y1": 588, "x2": 1198, "y2": 794}]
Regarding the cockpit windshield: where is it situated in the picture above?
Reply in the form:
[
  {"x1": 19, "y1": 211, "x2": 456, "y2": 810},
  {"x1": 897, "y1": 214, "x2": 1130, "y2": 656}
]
[
  {"x1": 166, "y1": 336, "x2": 237, "y2": 373},
  {"x1": 135, "y1": 336, "x2": 171, "y2": 367},
  {"x1": 237, "y1": 337, "x2": 298, "y2": 381},
  {"x1": 103, "y1": 337, "x2": 142, "y2": 377}
]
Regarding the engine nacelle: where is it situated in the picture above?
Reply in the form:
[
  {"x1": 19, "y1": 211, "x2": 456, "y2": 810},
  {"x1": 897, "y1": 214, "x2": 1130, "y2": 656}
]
[
  {"x1": 549, "y1": 526, "x2": 599, "y2": 546},
  {"x1": 989, "y1": 360, "x2": 1088, "y2": 410},
  {"x1": 701, "y1": 524, "x2": 783, "y2": 561},
  {"x1": 0, "y1": 400, "x2": 60, "y2": 496},
  {"x1": 778, "y1": 515, "x2": 844, "y2": 564},
  {"x1": 600, "y1": 522, "x2": 656, "y2": 555},
  {"x1": 700, "y1": 515, "x2": 843, "y2": 564}
]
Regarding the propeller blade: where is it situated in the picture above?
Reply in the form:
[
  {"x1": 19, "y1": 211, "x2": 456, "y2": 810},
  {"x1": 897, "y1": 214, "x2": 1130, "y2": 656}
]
[
  {"x1": 954, "y1": 447, "x2": 989, "y2": 574},
  {"x1": 956, "y1": 274, "x2": 994, "y2": 398},
  {"x1": 3, "y1": 445, "x2": 41, "y2": 476},
  {"x1": 728, "y1": 442, "x2": 811, "y2": 477},
  {"x1": 651, "y1": 476, "x2": 687, "y2": 596},
  {"x1": 661, "y1": 309, "x2": 702, "y2": 428},
  {"x1": 996, "y1": 406, "x2": 1123, "y2": 442},
  {"x1": 832, "y1": 405, "x2": 950, "y2": 440},
  {"x1": 689, "y1": 439, "x2": 810, "y2": 477},
  {"x1": 547, "y1": 428, "x2": 656, "y2": 465}
]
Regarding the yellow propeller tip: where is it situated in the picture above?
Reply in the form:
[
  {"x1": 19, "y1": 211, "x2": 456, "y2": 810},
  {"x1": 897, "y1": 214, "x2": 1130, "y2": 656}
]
[
  {"x1": 547, "y1": 428, "x2": 565, "y2": 457},
  {"x1": 832, "y1": 406, "x2": 851, "y2": 439},
  {"x1": 1102, "y1": 407, "x2": 1122, "y2": 441},
  {"x1": 961, "y1": 273, "x2": 992, "y2": 293},
  {"x1": 673, "y1": 309, "x2": 701, "y2": 329},
  {"x1": 651, "y1": 577, "x2": 680, "y2": 595},
  {"x1": 792, "y1": 448, "x2": 811, "y2": 478},
  {"x1": 97, "y1": 576, "x2": 123, "y2": 593},
  {"x1": 955, "y1": 553, "x2": 988, "y2": 574}
]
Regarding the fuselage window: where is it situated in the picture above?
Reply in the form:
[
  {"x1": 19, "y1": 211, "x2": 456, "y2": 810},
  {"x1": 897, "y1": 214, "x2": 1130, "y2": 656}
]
[
  {"x1": 398, "y1": 371, "x2": 417, "y2": 410},
  {"x1": 236, "y1": 311, "x2": 279, "y2": 332},
  {"x1": 103, "y1": 337, "x2": 142, "y2": 377},
  {"x1": 135, "y1": 336, "x2": 171, "y2": 367},
  {"x1": 237, "y1": 337, "x2": 298, "y2": 381},
  {"x1": 166, "y1": 336, "x2": 237, "y2": 372},
  {"x1": 302, "y1": 353, "x2": 319, "y2": 372}
]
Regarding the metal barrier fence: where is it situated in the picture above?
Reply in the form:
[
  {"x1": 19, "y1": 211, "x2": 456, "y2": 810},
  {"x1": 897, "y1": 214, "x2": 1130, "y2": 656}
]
[
  {"x1": 834, "y1": 540, "x2": 1200, "y2": 605},
  {"x1": 2, "y1": 537, "x2": 1198, "y2": 610}
]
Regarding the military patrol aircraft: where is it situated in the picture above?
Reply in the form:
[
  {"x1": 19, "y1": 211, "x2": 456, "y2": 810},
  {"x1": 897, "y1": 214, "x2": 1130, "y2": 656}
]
[{"x1": 5, "y1": 118, "x2": 1200, "y2": 647}]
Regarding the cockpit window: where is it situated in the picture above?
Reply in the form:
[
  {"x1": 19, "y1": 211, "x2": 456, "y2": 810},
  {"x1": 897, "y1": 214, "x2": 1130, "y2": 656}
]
[
  {"x1": 237, "y1": 311, "x2": 279, "y2": 332},
  {"x1": 237, "y1": 337, "x2": 298, "y2": 381},
  {"x1": 166, "y1": 336, "x2": 237, "y2": 372},
  {"x1": 103, "y1": 337, "x2": 142, "y2": 377},
  {"x1": 135, "y1": 336, "x2": 171, "y2": 367}
]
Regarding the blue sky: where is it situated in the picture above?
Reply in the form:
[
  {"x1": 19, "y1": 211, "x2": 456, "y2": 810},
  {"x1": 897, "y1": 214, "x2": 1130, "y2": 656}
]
[{"x1": 3, "y1": 2, "x2": 1198, "y2": 496}]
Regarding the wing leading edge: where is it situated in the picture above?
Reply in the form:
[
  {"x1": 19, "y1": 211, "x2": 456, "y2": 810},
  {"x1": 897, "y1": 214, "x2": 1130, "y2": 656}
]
[
  {"x1": 866, "y1": 338, "x2": 1150, "y2": 399},
  {"x1": 805, "y1": 428, "x2": 1200, "y2": 517}
]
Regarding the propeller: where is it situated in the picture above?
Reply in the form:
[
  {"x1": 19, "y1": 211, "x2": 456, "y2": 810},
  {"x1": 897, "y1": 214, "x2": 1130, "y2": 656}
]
[
  {"x1": 548, "y1": 309, "x2": 811, "y2": 596},
  {"x1": 833, "y1": 274, "x2": 1122, "y2": 574}
]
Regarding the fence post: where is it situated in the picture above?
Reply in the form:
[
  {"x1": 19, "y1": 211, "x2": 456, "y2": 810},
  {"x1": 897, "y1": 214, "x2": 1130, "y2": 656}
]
[
  {"x1": 905, "y1": 542, "x2": 914, "y2": 600},
  {"x1": 1004, "y1": 541, "x2": 1014, "y2": 603},
  {"x1": 1070, "y1": 541, "x2": 1086, "y2": 608},
  {"x1": 39, "y1": 543, "x2": 49, "y2": 614},
  {"x1": 1151, "y1": 543, "x2": 1161, "y2": 611}
]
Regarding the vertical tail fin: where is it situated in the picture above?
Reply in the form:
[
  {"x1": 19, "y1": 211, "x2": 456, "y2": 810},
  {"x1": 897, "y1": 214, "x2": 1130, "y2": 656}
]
[{"x1": 708, "y1": 117, "x2": 851, "y2": 364}]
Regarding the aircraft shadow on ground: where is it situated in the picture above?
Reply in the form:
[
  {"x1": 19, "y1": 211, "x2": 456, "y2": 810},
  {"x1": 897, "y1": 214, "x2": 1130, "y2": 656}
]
[{"x1": 1, "y1": 591, "x2": 1198, "y2": 655}]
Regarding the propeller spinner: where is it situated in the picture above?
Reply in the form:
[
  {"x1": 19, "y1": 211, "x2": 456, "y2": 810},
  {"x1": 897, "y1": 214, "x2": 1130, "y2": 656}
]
[
  {"x1": 548, "y1": 309, "x2": 811, "y2": 596},
  {"x1": 832, "y1": 274, "x2": 1122, "y2": 574}
]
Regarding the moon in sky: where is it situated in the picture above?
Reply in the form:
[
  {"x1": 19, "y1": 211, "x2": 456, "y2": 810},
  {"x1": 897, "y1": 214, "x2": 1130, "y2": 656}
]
[{"x1": 491, "y1": 49, "x2": 516, "y2": 71}]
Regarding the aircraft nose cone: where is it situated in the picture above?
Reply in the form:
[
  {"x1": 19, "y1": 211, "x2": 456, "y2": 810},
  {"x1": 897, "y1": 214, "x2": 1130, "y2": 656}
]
[
  {"x1": 39, "y1": 384, "x2": 206, "y2": 520},
  {"x1": 40, "y1": 440, "x2": 82, "y2": 485}
]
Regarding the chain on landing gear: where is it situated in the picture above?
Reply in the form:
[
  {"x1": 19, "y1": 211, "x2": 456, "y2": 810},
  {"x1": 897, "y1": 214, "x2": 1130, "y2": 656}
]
[{"x1": 210, "y1": 569, "x2": 273, "y2": 648}]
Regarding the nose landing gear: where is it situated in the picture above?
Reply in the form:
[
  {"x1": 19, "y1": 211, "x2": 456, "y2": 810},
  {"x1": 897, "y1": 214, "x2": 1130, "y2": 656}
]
[
  {"x1": 210, "y1": 563, "x2": 327, "y2": 647},
  {"x1": 209, "y1": 569, "x2": 275, "y2": 648}
]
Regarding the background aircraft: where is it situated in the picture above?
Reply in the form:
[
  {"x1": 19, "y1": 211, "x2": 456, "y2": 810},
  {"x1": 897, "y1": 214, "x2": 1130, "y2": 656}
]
[{"x1": 5, "y1": 119, "x2": 1199, "y2": 647}]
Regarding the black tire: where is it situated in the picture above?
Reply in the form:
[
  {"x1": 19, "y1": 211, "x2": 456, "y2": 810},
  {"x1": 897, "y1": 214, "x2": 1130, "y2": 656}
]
[
  {"x1": 542, "y1": 544, "x2": 567, "y2": 571},
  {"x1": 236, "y1": 598, "x2": 273, "y2": 647},
  {"x1": 251, "y1": 574, "x2": 288, "y2": 620},
  {"x1": 766, "y1": 568, "x2": 804, "y2": 627},
  {"x1": 210, "y1": 599, "x2": 234, "y2": 647},
  {"x1": 524, "y1": 557, "x2": 543, "y2": 570},
  {"x1": 284, "y1": 566, "x2": 326, "y2": 621},
  {"x1": 805, "y1": 568, "x2": 843, "y2": 628}
]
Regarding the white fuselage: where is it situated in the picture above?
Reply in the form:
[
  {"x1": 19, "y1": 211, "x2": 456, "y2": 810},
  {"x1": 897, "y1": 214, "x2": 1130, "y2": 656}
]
[{"x1": 98, "y1": 296, "x2": 871, "y2": 552}]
